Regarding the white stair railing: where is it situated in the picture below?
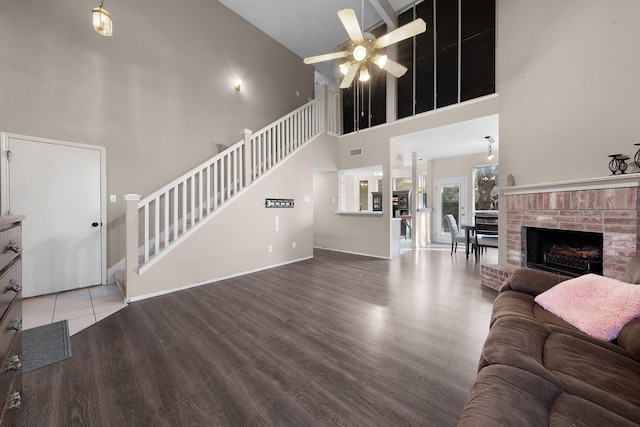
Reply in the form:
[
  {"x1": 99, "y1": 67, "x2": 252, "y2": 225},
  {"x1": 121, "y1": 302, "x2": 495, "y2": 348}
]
[
  {"x1": 126, "y1": 89, "x2": 327, "y2": 277},
  {"x1": 250, "y1": 96, "x2": 324, "y2": 180}
]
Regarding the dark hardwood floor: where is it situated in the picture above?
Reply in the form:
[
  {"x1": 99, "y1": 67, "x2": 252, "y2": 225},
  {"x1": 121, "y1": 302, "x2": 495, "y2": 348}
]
[{"x1": 16, "y1": 246, "x2": 498, "y2": 426}]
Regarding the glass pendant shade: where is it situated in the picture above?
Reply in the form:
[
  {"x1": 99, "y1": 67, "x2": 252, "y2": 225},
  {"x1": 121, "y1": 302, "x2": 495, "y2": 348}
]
[
  {"x1": 359, "y1": 66, "x2": 370, "y2": 82},
  {"x1": 92, "y1": 3, "x2": 113, "y2": 36},
  {"x1": 373, "y1": 55, "x2": 387, "y2": 68}
]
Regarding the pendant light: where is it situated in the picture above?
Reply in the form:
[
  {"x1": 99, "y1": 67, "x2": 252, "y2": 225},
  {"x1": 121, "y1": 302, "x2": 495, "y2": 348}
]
[
  {"x1": 92, "y1": 0, "x2": 113, "y2": 37},
  {"x1": 485, "y1": 136, "x2": 495, "y2": 161}
]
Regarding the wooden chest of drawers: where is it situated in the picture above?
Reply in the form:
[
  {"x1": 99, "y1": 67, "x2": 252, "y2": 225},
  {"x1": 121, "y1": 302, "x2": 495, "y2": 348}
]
[{"x1": 0, "y1": 216, "x2": 24, "y2": 425}]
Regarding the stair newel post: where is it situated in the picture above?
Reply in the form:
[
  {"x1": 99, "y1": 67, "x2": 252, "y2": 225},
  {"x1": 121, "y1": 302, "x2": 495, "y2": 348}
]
[
  {"x1": 241, "y1": 128, "x2": 252, "y2": 186},
  {"x1": 124, "y1": 194, "x2": 141, "y2": 300}
]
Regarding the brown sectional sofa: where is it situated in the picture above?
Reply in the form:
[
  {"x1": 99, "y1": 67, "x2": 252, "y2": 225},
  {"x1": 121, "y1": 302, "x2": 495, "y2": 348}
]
[{"x1": 458, "y1": 268, "x2": 640, "y2": 426}]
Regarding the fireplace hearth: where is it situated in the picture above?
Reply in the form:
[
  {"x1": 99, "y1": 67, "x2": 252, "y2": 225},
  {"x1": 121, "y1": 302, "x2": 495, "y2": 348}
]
[{"x1": 526, "y1": 227, "x2": 603, "y2": 277}]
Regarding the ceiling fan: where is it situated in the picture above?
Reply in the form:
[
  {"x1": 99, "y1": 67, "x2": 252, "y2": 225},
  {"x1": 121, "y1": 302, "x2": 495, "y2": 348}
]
[{"x1": 303, "y1": 9, "x2": 427, "y2": 89}]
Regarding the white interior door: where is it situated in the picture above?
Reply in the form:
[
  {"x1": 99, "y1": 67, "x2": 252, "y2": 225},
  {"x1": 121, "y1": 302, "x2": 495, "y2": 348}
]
[
  {"x1": 1, "y1": 133, "x2": 106, "y2": 297},
  {"x1": 434, "y1": 176, "x2": 468, "y2": 243}
]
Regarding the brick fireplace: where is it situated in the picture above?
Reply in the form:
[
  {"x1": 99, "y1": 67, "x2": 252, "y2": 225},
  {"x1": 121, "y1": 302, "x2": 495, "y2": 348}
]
[
  {"x1": 482, "y1": 175, "x2": 640, "y2": 290},
  {"x1": 505, "y1": 175, "x2": 640, "y2": 279}
]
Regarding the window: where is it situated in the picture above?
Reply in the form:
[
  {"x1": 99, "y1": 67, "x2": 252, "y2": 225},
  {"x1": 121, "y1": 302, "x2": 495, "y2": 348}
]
[
  {"x1": 399, "y1": 0, "x2": 495, "y2": 116},
  {"x1": 343, "y1": 0, "x2": 495, "y2": 128}
]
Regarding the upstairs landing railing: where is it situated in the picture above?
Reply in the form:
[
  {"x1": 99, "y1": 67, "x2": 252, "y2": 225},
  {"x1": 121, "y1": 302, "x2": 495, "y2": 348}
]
[{"x1": 125, "y1": 87, "x2": 334, "y2": 280}]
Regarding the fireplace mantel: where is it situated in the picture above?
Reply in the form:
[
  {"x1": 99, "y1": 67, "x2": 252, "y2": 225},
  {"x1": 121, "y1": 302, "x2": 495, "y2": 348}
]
[{"x1": 500, "y1": 174, "x2": 640, "y2": 196}]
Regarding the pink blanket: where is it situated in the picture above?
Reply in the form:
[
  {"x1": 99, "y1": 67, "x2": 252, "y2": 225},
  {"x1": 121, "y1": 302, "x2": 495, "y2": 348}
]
[{"x1": 534, "y1": 273, "x2": 640, "y2": 341}]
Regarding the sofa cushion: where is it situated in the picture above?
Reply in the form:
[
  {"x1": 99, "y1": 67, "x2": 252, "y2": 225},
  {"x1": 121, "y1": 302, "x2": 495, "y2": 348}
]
[
  {"x1": 458, "y1": 365, "x2": 639, "y2": 427},
  {"x1": 478, "y1": 316, "x2": 640, "y2": 425},
  {"x1": 458, "y1": 365, "x2": 563, "y2": 427},
  {"x1": 534, "y1": 274, "x2": 640, "y2": 341},
  {"x1": 479, "y1": 316, "x2": 562, "y2": 386},
  {"x1": 491, "y1": 290, "x2": 579, "y2": 330},
  {"x1": 499, "y1": 267, "x2": 570, "y2": 296},
  {"x1": 543, "y1": 333, "x2": 640, "y2": 424},
  {"x1": 491, "y1": 292, "x2": 631, "y2": 355},
  {"x1": 617, "y1": 318, "x2": 640, "y2": 362}
]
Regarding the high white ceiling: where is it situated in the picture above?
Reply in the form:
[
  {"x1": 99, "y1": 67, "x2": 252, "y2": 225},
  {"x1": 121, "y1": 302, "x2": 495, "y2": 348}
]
[{"x1": 218, "y1": 0, "x2": 499, "y2": 163}]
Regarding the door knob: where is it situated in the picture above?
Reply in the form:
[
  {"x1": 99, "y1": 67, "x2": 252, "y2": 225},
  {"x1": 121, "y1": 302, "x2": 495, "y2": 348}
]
[{"x1": 91, "y1": 222, "x2": 99, "y2": 227}]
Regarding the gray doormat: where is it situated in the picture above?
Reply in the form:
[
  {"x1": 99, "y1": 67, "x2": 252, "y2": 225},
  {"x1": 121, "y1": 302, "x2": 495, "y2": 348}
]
[{"x1": 22, "y1": 320, "x2": 72, "y2": 373}]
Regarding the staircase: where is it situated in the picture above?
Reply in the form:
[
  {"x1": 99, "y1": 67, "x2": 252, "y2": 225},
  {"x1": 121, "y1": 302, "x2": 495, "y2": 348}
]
[{"x1": 120, "y1": 86, "x2": 337, "y2": 299}]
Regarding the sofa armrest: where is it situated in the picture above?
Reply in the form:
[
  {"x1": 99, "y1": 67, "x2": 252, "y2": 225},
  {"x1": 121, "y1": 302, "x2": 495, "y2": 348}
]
[{"x1": 500, "y1": 268, "x2": 571, "y2": 296}]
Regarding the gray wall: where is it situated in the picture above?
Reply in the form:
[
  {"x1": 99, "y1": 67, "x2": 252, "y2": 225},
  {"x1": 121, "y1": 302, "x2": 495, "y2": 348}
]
[{"x1": 0, "y1": 0, "x2": 314, "y2": 266}]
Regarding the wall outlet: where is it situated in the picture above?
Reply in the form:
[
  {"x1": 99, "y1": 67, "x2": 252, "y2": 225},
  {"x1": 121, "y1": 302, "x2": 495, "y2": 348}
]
[
  {"x1": 268, "y1": 245, "x2": 273, "y2": 253},
  {"x1": 292, "y1": 242, "x2": 296, "y2": 248}
]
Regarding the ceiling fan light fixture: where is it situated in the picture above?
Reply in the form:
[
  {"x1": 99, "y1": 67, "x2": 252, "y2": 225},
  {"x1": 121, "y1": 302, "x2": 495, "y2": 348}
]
[
  {"x1": 353, "y1": 45, "x2": 367, "y2": 62},
  {"x1": 302, "y1": 8, "x2": 426, "y2": 90},
  {"x1": 373, "y1": 54, "x2": 387, "y2": 68},
  {"x1": 92, "y1": 0, "x2": 113, "y2": 37},
  {"x1": 358, "y1": 66, "x2": 370, "y2": 82}
]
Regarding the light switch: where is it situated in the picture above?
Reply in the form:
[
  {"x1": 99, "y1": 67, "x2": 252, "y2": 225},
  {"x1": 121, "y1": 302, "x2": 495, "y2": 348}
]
[{"x1": 110, "y1": 195, "x2": 117, "y2": 203}]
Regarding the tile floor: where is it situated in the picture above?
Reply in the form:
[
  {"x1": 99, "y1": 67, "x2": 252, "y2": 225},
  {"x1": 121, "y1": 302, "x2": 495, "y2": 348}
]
[{"x1": 22, "y1": 284, "x2": 127, "y2": 336}]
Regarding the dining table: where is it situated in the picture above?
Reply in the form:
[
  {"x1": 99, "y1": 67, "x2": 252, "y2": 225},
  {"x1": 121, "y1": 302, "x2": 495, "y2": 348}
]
[{"x1": 460, "y1": 223, "x2": 476, "y2": 259}]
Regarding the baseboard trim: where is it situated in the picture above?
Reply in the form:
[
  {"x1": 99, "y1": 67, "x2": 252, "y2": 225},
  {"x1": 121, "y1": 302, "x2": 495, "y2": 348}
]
[
  {"x1": 312, "y1": 246, "x2": 391, "y2": 260},
  {"x1": 126, "y1": 255, "x2": 314, "y2": 303}
]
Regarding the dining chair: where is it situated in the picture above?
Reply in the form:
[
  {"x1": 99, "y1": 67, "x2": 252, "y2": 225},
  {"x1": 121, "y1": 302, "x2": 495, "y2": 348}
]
[{"x1": 444, "y1": 214, "x2": 467, "y2": 256}]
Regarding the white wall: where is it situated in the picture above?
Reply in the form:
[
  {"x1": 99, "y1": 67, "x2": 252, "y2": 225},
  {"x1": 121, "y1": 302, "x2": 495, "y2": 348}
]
[{"x1": 0, "y1": 0, "x2": 314, "y2": 267}]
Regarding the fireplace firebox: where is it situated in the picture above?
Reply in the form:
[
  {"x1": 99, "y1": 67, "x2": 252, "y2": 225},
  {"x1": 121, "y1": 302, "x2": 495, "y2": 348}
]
[{"x1": 526, "y1": 227, "x2": 603, "y2": 277}]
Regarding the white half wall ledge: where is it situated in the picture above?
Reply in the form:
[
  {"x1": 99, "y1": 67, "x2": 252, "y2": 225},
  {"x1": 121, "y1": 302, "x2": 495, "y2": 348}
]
[
  {"x1": 123, "y1": 194, "x2": 142, "y2": 202},
  {"x1": 335, "y1": 211, "x2": 384, "y2": 216}
]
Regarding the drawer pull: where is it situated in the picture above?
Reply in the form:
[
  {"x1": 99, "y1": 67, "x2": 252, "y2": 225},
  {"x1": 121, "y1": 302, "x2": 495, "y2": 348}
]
[
  {"x1": 8, "y1": 319, "x2": 21, "y2": 331},
  {"x1": 7, "y1": 241, "x2": 20, "y2": 254},
  {"x1": 6, "y1": 355, "x2": 20, "y2": 372},
  {"x1": 7, "y1": 392, "x2": 20, "y2": 410},
  {"x1": 7, "y1": 279, "x2": 20, "y2": 293}
]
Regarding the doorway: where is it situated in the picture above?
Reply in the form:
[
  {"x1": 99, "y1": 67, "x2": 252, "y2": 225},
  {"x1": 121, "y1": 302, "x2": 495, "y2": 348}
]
[
  {"x1": 435, "y1": 177, "x2": 468, "y2": 243},
  {"x1": 1, "y1": 133, "x2": 106, "y2": 297}
]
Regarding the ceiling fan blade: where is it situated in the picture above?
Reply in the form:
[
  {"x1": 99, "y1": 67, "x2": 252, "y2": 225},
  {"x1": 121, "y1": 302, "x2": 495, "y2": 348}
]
[
  {"x1": 375, "y1": 18, "x2": 427, "y2": 48},
  {"x1": 339, "y1": 63, "x2": 359, "y2": 89},
  {"x1": 381, "y1": 58, "x2": 408, "y2": 78},
  {"x1": 303, "y1": 51, "x2": 350, "y2": 65},
  {"x1": 337, "y1": 9, "x2": 364, "y2": 42}
]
